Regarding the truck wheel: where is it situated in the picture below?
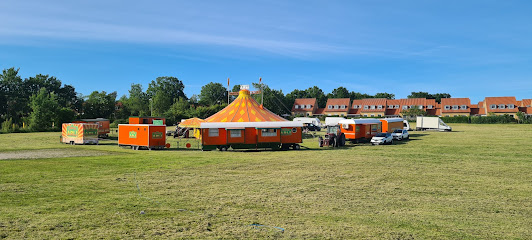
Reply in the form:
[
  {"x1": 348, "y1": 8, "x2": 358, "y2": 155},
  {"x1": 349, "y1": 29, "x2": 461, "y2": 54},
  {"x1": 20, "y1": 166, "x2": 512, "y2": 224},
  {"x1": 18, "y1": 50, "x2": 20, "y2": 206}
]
[
  {"x1": 339, "y1": 134, "x2": 346, "y2": 146},
  {"x1": 292, "y1": 144, "x2": 301, "y2": 150},
  {"x1": 219, "y1": 146, "x2": 227, "y2": 151}
]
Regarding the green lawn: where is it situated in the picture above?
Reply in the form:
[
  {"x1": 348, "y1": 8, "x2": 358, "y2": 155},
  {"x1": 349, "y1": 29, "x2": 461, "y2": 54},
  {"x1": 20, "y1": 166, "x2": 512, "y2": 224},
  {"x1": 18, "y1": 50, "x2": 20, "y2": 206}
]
[{"x1": 0, "y1": 124, "x2": 531, "y2": 239}]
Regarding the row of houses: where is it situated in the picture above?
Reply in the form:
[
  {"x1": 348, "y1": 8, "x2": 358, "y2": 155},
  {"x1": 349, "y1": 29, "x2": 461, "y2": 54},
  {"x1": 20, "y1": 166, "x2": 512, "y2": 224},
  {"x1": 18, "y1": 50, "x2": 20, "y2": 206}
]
[{"x1": 292, "y1": 97, "x2": 532, "y2": 118}]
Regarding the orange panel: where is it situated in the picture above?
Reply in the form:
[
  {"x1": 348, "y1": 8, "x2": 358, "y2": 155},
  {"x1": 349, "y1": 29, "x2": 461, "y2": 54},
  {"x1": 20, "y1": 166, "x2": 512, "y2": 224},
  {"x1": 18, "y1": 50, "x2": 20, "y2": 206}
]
[
  {"x1": 280, "y1": 127, "x2": 302, "y2": 144},
  {"x1": 227, "y1": 129, "x2": 245, "y2": 144},
  {"x1": 257, "y1": 128, "x2": 281, "y2": 143},
  {"x1": 244, "y1": 127, "x2": 257, "y2": 144},
  {"x1": 118, "y1": 125, "x2": 151, "y2": 146},
  {"x1": 201, "y1": 128, "x2": 228, "y2": 146}
]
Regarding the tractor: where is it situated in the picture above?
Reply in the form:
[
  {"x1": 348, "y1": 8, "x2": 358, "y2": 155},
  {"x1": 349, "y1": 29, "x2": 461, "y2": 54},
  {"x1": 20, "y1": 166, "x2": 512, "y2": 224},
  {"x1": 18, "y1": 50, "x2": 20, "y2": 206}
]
[{"x1": 319, "y1": 125, "x2": 346, "y2": 147}]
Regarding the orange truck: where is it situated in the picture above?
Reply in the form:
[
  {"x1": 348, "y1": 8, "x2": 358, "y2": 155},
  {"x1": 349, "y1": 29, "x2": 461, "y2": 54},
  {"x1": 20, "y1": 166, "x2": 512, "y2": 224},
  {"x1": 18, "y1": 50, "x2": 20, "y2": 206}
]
[
  {"x1": 199, "y1": 122, "x2": 303, "y2": 151},
  {"x1": 379, "y1": 118, "x2": 405, "y2": 133},
  {"x1": 128, "y1": 117, "x2": 166, "y2": 125},
  {"x1": 73, "y1": 118, "x2": 110, "y2": 137},
  {"x1": 337, "y1": 119, "x2": 382, "y2": 143},
  {"x1": 61, "y1": 123, "x2": 99, "y2": 145},
  {"x1": 118, "y1": 124, "x2": 167, "y2": 150}
]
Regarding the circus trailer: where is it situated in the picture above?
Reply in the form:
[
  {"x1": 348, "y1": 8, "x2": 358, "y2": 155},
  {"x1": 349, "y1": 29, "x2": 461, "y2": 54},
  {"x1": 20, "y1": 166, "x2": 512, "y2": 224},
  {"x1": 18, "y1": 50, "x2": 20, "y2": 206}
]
[
  {"x1": 128, "y1": 116, "x2": 166, "y2": 125},
  {"x1": 61, "y1": 123, "x2": 99, "y2": 145},
  {"x1": 199, "y1": 122, "x2": 303, "y2": 151},
  {"x1": 379, "y1": 118, "x2": 405, "y2": 133},
  {"x1": 118, "y1": 124, "x2": 167, "y2": 150},
  {"x1": 73, "y1": 118, "x2": 110, "y2": 137},
  {"x1": 338, "y1": 118, "x2": 382, "y2": 143}
]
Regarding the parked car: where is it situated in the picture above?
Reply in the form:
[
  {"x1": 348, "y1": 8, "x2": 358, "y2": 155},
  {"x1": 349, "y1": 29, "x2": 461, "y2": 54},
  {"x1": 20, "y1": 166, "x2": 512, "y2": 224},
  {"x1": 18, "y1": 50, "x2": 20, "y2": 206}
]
[
  {"x1": 392, "y1": 129, "x2": 409, "y2": 140},
  {"x1": 303, "y1": 123, "x2": 321, "y2": 131},
  {"x1": 371, "y1": 132, "x2": 393, "y2": 145}
]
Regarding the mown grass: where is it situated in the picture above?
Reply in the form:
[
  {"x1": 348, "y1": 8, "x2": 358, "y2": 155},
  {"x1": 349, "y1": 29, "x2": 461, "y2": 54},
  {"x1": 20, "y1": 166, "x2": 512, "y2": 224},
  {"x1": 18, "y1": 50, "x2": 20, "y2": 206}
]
[{"x1": 0, "y1": 124, "x2": 531, "y2": 239}]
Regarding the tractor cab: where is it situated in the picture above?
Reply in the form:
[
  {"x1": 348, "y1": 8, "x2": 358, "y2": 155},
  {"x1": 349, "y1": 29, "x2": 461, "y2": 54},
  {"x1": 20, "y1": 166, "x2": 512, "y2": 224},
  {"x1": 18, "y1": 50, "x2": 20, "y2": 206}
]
[{"x1": 319, "y1": 125, "x2": 346, "y2": 147}]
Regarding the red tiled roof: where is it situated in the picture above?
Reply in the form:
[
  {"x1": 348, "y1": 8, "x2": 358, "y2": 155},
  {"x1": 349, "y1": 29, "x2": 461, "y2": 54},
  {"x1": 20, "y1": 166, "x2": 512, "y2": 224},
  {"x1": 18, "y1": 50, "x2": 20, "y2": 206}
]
[
  {"x1": 470, "y1": 107, "x2": 486, "y2": 115},
  {"x1": 484, "y1": 97, "x2": 518, "y2": 113},
  {"x1": 361, "y1": 98, "x2": 387, "y2": 112},
  {"x1": 314, "y1": 108, "x2": 325, "y2": 115},
  {"x1": 401, "y1": 98, "x2": 427, "y2": 106},
  {"x1": 521, "y1": 99, "x2": 532, "y2": 107},
  {"x1": 292, "y1": 98, "x2": 317, "y2": 112},
  {"x1": 385, "y1": 108, "x2": 401, "y2": 116},
  {"x1": 324, "y1": 98, "x2": 350, "y2": 112},
  {"x1": 351, "y1": 99, "x2": 364, "y2": 108},
  {"x1": 519, "y1": 107, "x2": 532, "y2": 114},
  {"x1": 348, "y1": 108, "x2": 361, "y2": 115},
  {"x1": 386, "y1": 99, "x2": 401, "y2": 108},
  {"x1": 441, "y1": 98, "x2": 471, "y2": 113}
]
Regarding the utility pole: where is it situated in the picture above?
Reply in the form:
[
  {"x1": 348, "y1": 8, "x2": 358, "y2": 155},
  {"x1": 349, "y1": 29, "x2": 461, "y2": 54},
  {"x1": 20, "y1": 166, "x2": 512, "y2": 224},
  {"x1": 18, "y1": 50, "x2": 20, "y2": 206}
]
[
  {"x1": 260, "y1": 77, "x2": 263, "y2": 106},
  {"x1": 227, "y1": 77, "x2": 230, "y2": 104}
]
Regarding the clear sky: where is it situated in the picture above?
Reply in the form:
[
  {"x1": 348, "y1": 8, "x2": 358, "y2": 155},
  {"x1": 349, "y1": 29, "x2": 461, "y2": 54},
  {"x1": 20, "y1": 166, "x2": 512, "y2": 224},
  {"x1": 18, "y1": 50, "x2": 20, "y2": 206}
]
[{"x1": 1, "y1": 0, "x2": 531, "y2": 103}]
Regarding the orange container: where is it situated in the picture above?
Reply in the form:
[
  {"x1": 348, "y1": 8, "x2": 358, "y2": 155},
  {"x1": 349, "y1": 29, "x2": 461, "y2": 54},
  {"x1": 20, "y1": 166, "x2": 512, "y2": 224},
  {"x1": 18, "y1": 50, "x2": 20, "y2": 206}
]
[
  {"x1": 62, "y1": 123, "x2": 99, "y2": 145},
  {"x1": 379, "y1": 118, "x2": 404, "y2": 133},
  {"x1": 73, "y1": 118, "x2": 110, "y2": 137},
  {"x1": 118, "y1": 124, "x2": 166, "y2": 150},
  {"x1": 339, "y1": 119, "x2": 382, "y2": 141},
  {"x1": 128, "y1": 117, "x2": 166, "y2": 125}
]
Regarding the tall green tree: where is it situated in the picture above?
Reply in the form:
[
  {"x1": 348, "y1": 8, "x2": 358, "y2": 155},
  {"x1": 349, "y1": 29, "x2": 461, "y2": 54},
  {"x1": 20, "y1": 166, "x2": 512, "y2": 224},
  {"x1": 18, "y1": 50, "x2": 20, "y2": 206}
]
[
  {"x1": 165, "y1": 97, "x2": 191, "y2": 124},
  {"x1": 328, "y1": 86, "x2": 350, "y2": 99},
  {"x1": 147, "y1": 76, "x2": 186, "y2": 116},
  {"x1": 408, "y1": 91, "x2": 451, "y2": 103},
  {"x1": 306, "y1": 86, "x2": 327, "y2": 107},
  {"x1": 374, "y1": 92, "x2": 395, "y2": 99},
  {"x1": 0, "y1": 68, "x2": 26, "y2": 124},
  {"x1": 125, "y1": 83, "x2": 149, "y2": 116},
  {"x1": 29, "y1": 88, "x2": 59, "y2": 131},
  {"x1": 83, "y1": 91, "x2": 117, "y2": 119},
  {"x1": 350, "y1": 91, "x2": 373, "y2": 100},
  {"x1": 199, "y1": 82, "x2": 228, "y2": 106}
]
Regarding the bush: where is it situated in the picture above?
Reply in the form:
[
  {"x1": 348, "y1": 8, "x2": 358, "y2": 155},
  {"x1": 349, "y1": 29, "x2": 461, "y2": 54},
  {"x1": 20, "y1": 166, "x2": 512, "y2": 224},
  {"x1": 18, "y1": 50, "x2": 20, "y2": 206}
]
[
  {"x1": 110, "y1": 119, "x2": 128, "y2": 128},
  {"x1": 470, "y1": 115, "x2": 517, "y2": 124},
  {"x1": 1, "y1": 118, "x2": 18, "y2": 133},
  {"x1": 440, "y1": 116, "x2": 470, "y2": 123}
]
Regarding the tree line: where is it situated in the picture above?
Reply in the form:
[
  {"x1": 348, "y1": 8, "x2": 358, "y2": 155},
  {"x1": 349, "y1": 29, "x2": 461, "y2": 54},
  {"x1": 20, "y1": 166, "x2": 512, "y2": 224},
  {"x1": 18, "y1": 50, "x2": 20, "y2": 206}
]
[{"x1": 1, "y1": 67, "x2": 452, "y2": 132}]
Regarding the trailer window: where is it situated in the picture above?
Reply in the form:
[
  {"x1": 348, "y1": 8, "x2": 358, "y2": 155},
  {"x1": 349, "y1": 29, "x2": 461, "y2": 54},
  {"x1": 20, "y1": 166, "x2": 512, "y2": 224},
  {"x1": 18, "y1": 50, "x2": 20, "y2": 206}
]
[
  {"x1": 208, "y1": 128, "x2": 219, "y2": 137},
  {"x1": 261, "y1": 129, "x2": 277, "y2": 137},
  {"x1": 229, "y1": 130, "x2": 242, "y2": 138}
]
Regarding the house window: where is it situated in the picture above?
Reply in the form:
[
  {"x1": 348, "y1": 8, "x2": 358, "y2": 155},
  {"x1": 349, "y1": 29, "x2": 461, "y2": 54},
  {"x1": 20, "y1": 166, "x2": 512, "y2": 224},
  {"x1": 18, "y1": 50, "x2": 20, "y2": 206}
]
[
  {"x1": 300, "y1": 105, "x2": 305, "y2": 109},
  {"x1": 208, "y1": 128, "x2": 219, "y2": 137},
  {"x1": 340, "y1": 105, "x2": 346, "y2": 109},
  {"x1": 229, "y1": 130, "x2": 242, "y2": 138},
  {"x1": 294, "y1": 105, "x2": 299, "y2": 109},
  {"x1": 395, "y1": 105, "x2": 399, "y2": 109},
  {"x1": 261, "y1": 129, "x2": 277, "y2": 137},
  {"x1": 445, "y1": 115, "x2": 450, "y2": 117},
  {"x1": 452, "y1": 105, "x2": 459, "y2": 110},
  {"x1": 328, "y1": 105, "x2": 332, "y2": 109},
  {"x1": 364, "y1": 105, "x2": 369, "y2": 109},
  {"x1": 388, "y1": 105, "x2": 393, "y2": 109},
  {"x1": 334, "y1": 105, "x2": 339, "y2": 109},
  {"x1": 402, "y1": 106, "x2": 408, "y2": 110},
  {"x1": 370, "y1": 105, "x2": 376, "y2": 109},
  {"x1": 378, "y1": 114, "x2": 382, "y2": 117},
  {"x1": 498, "y1": 104, "x2": 505, "y2": 109},
  {"x1": 353, "y1": 105, "x2": 358, "y2": 109},
  {"x1": 307, "y1": 104, "x2": 311, "y2": 109},
  {"x1": 377, "y1": 105, "x2": 383, "y2": 109},
  {"x1": 461, "y1": 105, "x2": 467, "y2": 109},
  {"x1": 418, "y1": 105, "x2": 423, "y2": 109},
  {"x1": 490, "y1": 104, "x2": 496, "y2": 109},
  {"x1": 507, "y1": 104, "x2": 514, "y2": 109},
  {"x1": 444, "y1": 105, "x2": 450, "y2": 110},
  {"x1": 371, "y1": 114, "x2": 375, "y2": 117},
  {"x1": 427, "y1": 105, "x2": 433, "y2": 109}
]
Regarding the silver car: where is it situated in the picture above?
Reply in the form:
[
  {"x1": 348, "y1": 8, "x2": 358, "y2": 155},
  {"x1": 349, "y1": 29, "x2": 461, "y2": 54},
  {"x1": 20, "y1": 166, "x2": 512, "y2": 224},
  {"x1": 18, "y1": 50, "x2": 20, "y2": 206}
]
[{"x1": 392, "y1": 129, "x2": 409, "y2": 141}]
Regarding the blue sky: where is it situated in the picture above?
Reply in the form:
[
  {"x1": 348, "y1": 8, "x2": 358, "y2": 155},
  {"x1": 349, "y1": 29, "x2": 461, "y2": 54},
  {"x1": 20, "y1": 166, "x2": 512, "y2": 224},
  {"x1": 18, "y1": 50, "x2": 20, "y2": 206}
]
[{"x1": 1, "y1": 0, "x2": 531, "y2": 103}]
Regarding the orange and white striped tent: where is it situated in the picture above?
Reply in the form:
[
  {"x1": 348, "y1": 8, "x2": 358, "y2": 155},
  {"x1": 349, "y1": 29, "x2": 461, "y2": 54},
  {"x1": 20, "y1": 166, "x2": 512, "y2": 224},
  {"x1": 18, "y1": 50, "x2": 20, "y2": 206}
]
[
  {"x1": 179, "y1": 117, "x2": 205, "y2": 128},
  {"x1": 205, "y1": 89, "x2": 287, "y2": 122}
]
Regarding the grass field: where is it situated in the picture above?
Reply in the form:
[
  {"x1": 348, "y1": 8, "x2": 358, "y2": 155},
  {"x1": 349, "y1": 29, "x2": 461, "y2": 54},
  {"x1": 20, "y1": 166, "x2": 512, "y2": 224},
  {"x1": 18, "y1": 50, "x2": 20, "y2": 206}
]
[{"x1": 1, "y1": 124, "x2": 531, "y2": 239}]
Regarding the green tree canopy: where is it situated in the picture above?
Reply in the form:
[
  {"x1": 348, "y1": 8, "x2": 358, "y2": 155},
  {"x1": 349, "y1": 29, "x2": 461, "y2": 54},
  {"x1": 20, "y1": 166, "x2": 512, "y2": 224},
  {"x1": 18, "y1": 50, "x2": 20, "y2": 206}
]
[
  {"x1": 199, "y1": 82, "x2": 228, "y2": 106},
  {"x1": 29, "y1": 88, "x2": 59, "y2": 131},
  {"x1": 374, "y1": 92, "x2": 395, "y2": 99},
  {"x1": 147, "y1": 76, "x2": 186, "y2": 116},
  {"x1": 83, "y1": 91, "x2": 117, "y2": 119}
]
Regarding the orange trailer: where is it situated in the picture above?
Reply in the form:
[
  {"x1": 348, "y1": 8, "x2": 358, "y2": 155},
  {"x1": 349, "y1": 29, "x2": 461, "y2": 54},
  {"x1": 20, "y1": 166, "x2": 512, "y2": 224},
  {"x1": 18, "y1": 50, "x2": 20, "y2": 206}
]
[
  {"x1": 128, "y1": 116, "x2": 166, "y2": 125},
  {"x1": 338, "y1": 119, "x2": 382, "y2": 142},
  {"x1": 200, "y1": 122, "x2": 303, "y2": 151},
  {"x1": 379, "y1": 118, "x2": 405, "y2": 133},
  {"x1": 73, "y1": 118, "x2": 110, "y2": 137},
  {"x1": 61, "y1": 123, "x2": 99, "y2": 145},
  {"x1": 118, "y1": 124, "x2": 167, "y2": 150}
]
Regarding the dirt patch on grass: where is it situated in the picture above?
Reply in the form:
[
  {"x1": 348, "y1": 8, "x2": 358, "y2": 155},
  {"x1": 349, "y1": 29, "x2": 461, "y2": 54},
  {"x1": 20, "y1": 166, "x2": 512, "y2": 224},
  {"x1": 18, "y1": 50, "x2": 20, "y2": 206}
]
[{"x1": 0, "y1": 149, "x2": 112, "y2": 160}]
